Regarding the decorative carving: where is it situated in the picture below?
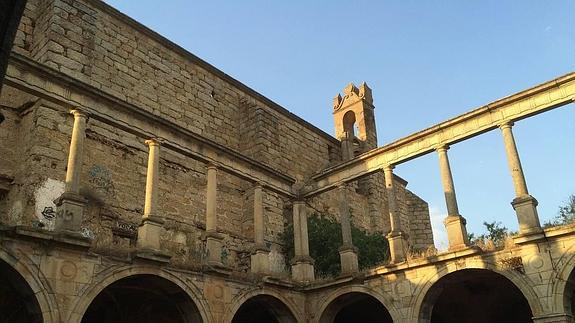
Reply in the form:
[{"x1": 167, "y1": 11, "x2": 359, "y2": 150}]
[{"x1": 499, "y1": 256, "x2": 524, "y2": 274}]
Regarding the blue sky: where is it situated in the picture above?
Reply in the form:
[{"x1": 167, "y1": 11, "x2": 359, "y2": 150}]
[{"x1": 105, "y1": 0, "x2": 575, "y2": 248}]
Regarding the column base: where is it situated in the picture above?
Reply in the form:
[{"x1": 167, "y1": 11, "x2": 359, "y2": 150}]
[
  {"x1": 205, "y1": 231, "x2": 225, "y2": 267},
  {"x1": 387, "y1": 231, "x2": 408, "y2": 263},
  {"x1": 54, "y1": 192, "x2": 87, "y2": 233},
  {"x1": 444, "y1": 215, "x2": 470, "y2": 250},
  {"x1": 512, "y1": 195, "x2": 543, "y2": 236},
  {"x1": 250, "y1": 246, "x2": 270, "y2": 274},
  {"x1": 339, "y1": 245, "x2": 359, "y2": 275},
  {"x1": 291, "y1": 256, "x2": 315, "y2": 282},
  {"x1": 137, "y1": 215, "x2": 164, "y2": 251}
]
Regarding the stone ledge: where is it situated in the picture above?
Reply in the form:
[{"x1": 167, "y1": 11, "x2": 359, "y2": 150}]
[
  {"x1": 133, "y1": 248, "x2": 172, "y2": 263},
  {"x1": 0, "y1": 225, "x2": 92, "y2": 250}
]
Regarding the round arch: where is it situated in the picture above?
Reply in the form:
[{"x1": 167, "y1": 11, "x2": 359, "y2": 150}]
[
  {"x1": 316, "y1": 285, "x2": 400, "y2": 323},
  {"x1": 342, "y1": 110, "x2": 356, "y2": 136},
  {"x1": 550, "y1": 245, "x2": 575, "y2": 318},
  {"x1": 69, "y1": 266, "x2": 211, "y2": 323},
  {"x1": 415, "y1": 267, "x2": 536, "y2": 323},
  {"x1": 224, "y1": 289, "x2": 303, "y2": 323},
  {"x1": 410, "y1": 259, "x2": 543, "y2": 321},
  {"x1": 0, "y1": 248, "x2": 59, "y2": 323}
]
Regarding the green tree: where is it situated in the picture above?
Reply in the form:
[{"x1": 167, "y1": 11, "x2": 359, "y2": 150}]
[
  {"x1": 545, "y1": 194, "x2": 575, "y2": 227},
  {"x1": 280, "y1": 212, "x2": 389, "y2": 277},
  {"x1": 469, "y1": 221, "x2": 510, "y2": 247}
]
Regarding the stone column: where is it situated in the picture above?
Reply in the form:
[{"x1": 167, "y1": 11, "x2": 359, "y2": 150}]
[
  {"x1": 338, "y1": 184, "x2": 358, "y2": 274},
  {"x1": 499, "y1": 122, "x2": 542, "y2": 238},
  {"x1": 251, "y1": 183, "x2": 270, "y2": 274},
  {"x1": 136, "y1": 139, "x2": 167, "y2": 258},
  {"x1": 291, "y1": 200, "x2": 314, "y2": 282},
  {"x1": 205, "y1": 164, "x2": 224, "y2": 267},
  {"x1": 437, "y1": 145, "x2": 470, "y2": 250},
  {"x1": 384, "y1": 165, "x2": 407, "y2": 263},
  {"x1": 55, "y1": 110, "x2": 88, "y2": 235}
]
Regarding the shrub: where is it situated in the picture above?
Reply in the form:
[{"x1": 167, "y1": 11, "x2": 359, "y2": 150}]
[{"x1": 280, "y1": 212, "x2": 389, "y2": 277}]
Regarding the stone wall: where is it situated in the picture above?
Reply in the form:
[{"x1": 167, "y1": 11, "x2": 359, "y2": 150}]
[
  {"x1": 13, "y1": 0, "x2": 342, "y2": 180},
  {"x1": 1, "y1": 0, "x2": 434, "y2": 274}
]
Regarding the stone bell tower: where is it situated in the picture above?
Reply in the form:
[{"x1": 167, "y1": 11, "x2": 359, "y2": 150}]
[{"x1": 333, "y1": 82, "x2": 377, "y2": 161}]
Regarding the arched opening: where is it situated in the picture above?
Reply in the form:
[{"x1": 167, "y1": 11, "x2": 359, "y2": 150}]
[
  {"x1": 420, "y1": 269, "x2": 532, "y2": 323},
  {"x1": 319, "y1": 292, "x2": 393, "y2": 323},
  {"x1": 231, "y1": 295, "x2": 297, "y2": 323},
  {"x1": 341, "y1": 111, "x2": 362, "y2": 157},
  {"x1": 82, "y1": 274, "x2": 202, "y2": 323},
  {"x1": 0, "y1": 259, "x2": 43, "y2": 323},
  {"x1": 563, "y1": 266, "x2": 575, "y2": 317},
  {"x1": 342, "y1": 111, "x2": 356, "y2": 139}
]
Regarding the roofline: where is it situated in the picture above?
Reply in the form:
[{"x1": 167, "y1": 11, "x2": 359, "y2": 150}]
[{"x1": 87, "y1": 0, "x2": 340, "y2": 146}]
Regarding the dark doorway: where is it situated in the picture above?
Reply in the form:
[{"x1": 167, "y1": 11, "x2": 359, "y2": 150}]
[
  {"x1": 231, "y1": 295, "x2": 297, "y2": 323},
  {"x1": 0, "y1": 259, "x2": 42, "y2": 323},
  {"x1": 563, "y1": 267, "x2": 575, "y2": 317},
  {"x1": 319, "y1": 292, "x2": 393, "y2": 323},
  {"x1": 421, "y1": 269, "x2": 532, "y2": 323},
  {"x1": 82, "y1": 274, "x2": 202, "y2": 323}
]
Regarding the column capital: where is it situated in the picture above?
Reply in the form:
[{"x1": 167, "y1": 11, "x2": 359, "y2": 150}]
[
  {"x1": 206, "y1": 163, "x2": 218, "y2": 171},
  {"x1": 383, "y1": 164, "x2": 395, "y2": 172},
  {"x1": 145, "y1": 138, "x2": 161, "y2": 147},
  {"x1": 70, "y1": 109, "x2": 89, "y2": 118},
  {"x1": 254, "y1": 181, "x2": 263, "y2": 189},
  {"x1": 293, "y1": 199, "x2": 306, "y2": 206},
  {"x1": 499, "y1": 121, "x2": 515, "y2": 130},
  {"x1": 436, "y1": 144, "x2": 450, "y2": 153}
]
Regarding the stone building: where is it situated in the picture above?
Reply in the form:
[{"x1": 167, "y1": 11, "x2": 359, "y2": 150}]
[{"x1": 1, "y1": 0, "x2": 575, "y2": 322}]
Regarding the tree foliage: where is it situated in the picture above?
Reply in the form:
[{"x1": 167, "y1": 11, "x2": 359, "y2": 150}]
[
  {"x1": 280, "y1": 212, "x2": 389, "y2": 277},
  {"x1": 468, "y1": 221, "x2": 510, "y2": 248},
  {"x1": 545, "y1": 194, "x2": 575, "y2": 227}
]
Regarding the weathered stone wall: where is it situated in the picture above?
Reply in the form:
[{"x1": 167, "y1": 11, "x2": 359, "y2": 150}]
[
  {"x1": 2, "y1": 0, "x2": 434, "y2": 273},
  {"x1": 13, "y1": 0, "x2": 342, "y2": 180}
]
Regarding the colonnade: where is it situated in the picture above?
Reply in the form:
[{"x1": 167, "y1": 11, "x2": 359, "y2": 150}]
[{"x1": 55, "y1": 108, "x2": 543, "y2": 282}]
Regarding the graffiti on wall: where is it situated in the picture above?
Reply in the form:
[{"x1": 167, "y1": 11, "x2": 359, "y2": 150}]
[{"x1": 34, "y1": 178, "x2": 65, "y2": 231}]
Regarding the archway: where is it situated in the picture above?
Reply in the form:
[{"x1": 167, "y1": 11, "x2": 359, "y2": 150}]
[
  {"x1": 562, "y1": 265, "x2": 575, "y2": 318},
  {"x1": 0, "y1": 259, "x2": 43, "y2": 323},
  {"x1": 342, "y1": 110, "x2": 356, "y2": 137},
  {"x1": 81, "y1": 274, "x2": 203, "y2": 323},
  {"x1": 231, "y1": 295, "x2": 297, "y2": 323},
  {"x1": 319, "y1": 292, "x2": 394, "y2": 323},
  {"x1": 419, "y1": 269, "x2": 532, "y2": 323}
]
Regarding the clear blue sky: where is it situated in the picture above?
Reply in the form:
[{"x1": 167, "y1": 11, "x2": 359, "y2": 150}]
[{"x1": 105, "y1": 0, "x2": 575, "y2": 248}]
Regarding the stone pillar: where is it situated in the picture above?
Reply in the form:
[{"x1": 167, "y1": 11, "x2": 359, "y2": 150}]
[
  {"x1": 499, "y1": 122, "x2": 542, "y2": 238},
  {"x1": 205, "y1": 164, "x2": 224, "y2": 267},
  {"x1": 251, "y1": 183, "x2": 270, "y2": 274},
  {"x1": 338, "y1": 184, "x2": 358, "y2": 274},
  {"x1": 384, "y1": 165, "x2": 407, "y2": 263},
  {"x1": 55, "y1": 110, "x2": 88, "y2": 235},
  {"x1": 340, "y1": 131, "x2": 355, "y2": 161},
  {"x1": 136, "y1": 139, "x2": 167, "y2": 257},
  {"x1": 437, "y1": 145, "x2": 470, "y2": 250},
  {"x1": 291, "y1": 200, "x2": 314, "y2": 282}
]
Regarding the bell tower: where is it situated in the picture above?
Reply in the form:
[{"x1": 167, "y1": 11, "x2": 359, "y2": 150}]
[{"x1": 333, "y1": 82, "x2": 377, "y2": 161}]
